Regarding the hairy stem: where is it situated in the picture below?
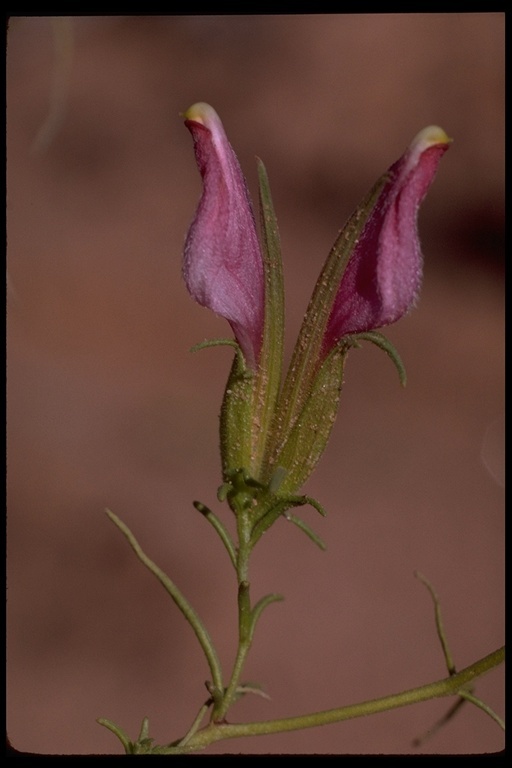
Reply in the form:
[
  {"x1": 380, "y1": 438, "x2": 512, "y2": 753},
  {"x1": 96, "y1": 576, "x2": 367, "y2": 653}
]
[{"x1": 170, "y1": 646, "x2": 504, "y2": 752}]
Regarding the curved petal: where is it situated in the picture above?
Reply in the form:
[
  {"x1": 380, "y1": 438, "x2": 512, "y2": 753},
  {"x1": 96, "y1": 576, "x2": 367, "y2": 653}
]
[
  {"x1": 323, "y1": 126, "x2": 451, "y2": 352},
  {"x1": 183, "y1": 103, "x2": 264, "y2": 368}
]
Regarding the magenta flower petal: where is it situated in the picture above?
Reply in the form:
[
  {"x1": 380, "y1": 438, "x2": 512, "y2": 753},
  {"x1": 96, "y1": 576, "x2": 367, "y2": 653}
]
[
  {"x1": 183, "y1": 103, "x2": 264, "y2": 368},
  {"x1": 323, "y1": 126, "x2": 451, "y2": 353}
]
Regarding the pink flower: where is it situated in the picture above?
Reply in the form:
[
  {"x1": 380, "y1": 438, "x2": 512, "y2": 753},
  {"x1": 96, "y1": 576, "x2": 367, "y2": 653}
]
[
  {"x1": 181, "y1": 107, "x2": 452, "y2": 513},
  {"x1": 322, "y1": 126, "x2": 451, "y2": 355},
  {"x1": 183, "y1": 103, "x2": 264, "y2": 369}
]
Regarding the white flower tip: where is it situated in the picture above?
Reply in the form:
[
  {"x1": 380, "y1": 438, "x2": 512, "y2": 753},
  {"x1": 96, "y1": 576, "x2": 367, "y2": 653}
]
[
  {"x1": 182, "y1": 102, "x2": 218, "y2": 125},
  {"x1": 411, "y1": 125, "x2": 453, "y2": 151}
]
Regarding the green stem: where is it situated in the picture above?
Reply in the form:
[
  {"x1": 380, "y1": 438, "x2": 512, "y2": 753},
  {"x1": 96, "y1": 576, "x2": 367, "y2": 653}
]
[
  {"x1": 215, "y1": 631, "x2": 252, "y2": 723},
  {"x1": 172, "y1": 646, "x2": 504, "y2": 752},
  {"x1": 213, "y1": 510, "x2": 254, "y2": 721},
  {"x1": 105, "y1": 509, "x2": 224, "y2": 695}
]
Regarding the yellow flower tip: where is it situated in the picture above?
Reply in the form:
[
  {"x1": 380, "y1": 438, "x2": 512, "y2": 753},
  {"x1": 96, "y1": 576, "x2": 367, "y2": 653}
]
[
  {"x1": 182, "y1": 102, "x2": 218, "y2": 125},
  {"x1": 412, "y1": 125, "x2": 453, "y2": 151}
]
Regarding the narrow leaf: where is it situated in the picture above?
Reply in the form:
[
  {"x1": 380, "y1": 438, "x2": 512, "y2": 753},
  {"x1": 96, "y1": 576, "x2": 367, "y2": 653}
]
[
  {"x1": 349, "y1": 331, "x2": 407, "y2": 386},
  {"x1": 285, "y1": 513, "x2": 327, "y2": 550},
  {"x1": 253, "y1": 157, "x2": 285, "y2": 475}
]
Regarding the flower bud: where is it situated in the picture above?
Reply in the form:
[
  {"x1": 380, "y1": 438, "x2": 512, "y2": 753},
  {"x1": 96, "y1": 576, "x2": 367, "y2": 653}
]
[
  {"x1": 183, "y1": 103, "x2": 264, "y2": 369},
  {"x1": 323, "y1": 126, "x2": 452, "y2": 353}
]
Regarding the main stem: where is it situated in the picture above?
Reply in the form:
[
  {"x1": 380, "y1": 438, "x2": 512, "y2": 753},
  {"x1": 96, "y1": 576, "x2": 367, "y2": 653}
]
[
  {"x1": 213, "y1": 508, "x2": 254, "y2": 722},
  {"x1": 167, "y1": 645, "x2": 504, "y2": 753}
]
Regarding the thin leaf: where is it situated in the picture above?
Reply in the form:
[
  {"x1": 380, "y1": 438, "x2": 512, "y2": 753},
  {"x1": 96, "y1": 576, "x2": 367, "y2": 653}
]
[
  {"x1": 285, "y1": 513, "x2": 327, "y2": 551},
  {"x1": 193, "y1": 501, "x2": 237, "y2": 569},
  {"x1": 415, "y1": 571, "x2": 455, "y2": 675},
  {"x1": 254, "y1": 158, "x2": 285, "y2": 475},
  {"x1": 105, "y1": 508, "x2": 223, "y2": 694},
  {"x1": 349, "y1": 331, "x2": 407, "y2": 386}
]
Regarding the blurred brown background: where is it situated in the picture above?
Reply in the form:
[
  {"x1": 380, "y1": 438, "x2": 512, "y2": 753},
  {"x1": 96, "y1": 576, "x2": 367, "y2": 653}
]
[{"x1": 7, "y1": 15, "x2": 504, "y2": 755}]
